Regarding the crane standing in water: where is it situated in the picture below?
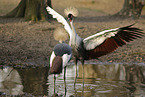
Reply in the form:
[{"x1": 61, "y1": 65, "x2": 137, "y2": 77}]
[
  {"x1": 49, "y1": 27, "x2": 72, "y2": 94},
  {"x1": 47, "y1": 6, "x2": 144, "y2": 84}
]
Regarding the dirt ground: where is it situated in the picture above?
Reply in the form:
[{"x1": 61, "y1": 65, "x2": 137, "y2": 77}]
[{"x1": 0, "y1": 0, "x2": 145, "y2": 66}]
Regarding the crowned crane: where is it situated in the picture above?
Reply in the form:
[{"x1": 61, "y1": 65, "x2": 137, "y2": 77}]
[
  {"x1": 46, "y1": 6, "x2": 144, "y2": 84},
  {"x1": 49, "y1": 27, "x2": 72, "y2": 94}
]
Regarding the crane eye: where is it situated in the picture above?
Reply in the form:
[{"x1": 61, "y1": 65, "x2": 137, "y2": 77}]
[
  {"x1": 68, "y1": 14, "x2": 72, "y2": 18},
  {"x1": 68, "y1": 14, "x2": 73, "y2": 22}
]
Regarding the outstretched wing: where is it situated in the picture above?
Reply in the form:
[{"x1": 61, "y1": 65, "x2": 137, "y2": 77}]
[
  {"x1": 46, "y1": 6, "x2": 72, "y2": 38},
  {"x1": 83, "y1": 24, "x2": 143, "y2": 59},
  {"x1": 83, "y1": 27, "x2": 119, "y2": 50}
]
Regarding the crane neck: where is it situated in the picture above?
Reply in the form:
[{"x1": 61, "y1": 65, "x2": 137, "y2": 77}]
[
  {"x1": 69, "y1": 20, "x2": 82, "y2": 46},
  {"x1": 70, "y1": 20, "x2": 77, "y2": 35}
]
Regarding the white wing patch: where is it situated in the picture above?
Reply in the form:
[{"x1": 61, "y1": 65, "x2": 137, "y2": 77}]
[
  {"x1": 83, "y1": 28, "x2": 119, "y2": 50},
  {"x1": 46, "y1": 6, "x2": 72, "y2": 39},
  {"x1": 62, "y1": 54, "x2": 72, "y2": 67},
  {"x1": 50, "y1": 51, "x2": 56, "y2": 67}
]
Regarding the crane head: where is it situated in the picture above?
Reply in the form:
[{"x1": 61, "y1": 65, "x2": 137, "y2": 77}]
[
  {"x1": 68, "y1": 14, "x2": 73, "y2": 22},
  {"x1": 64, "y1": 7, "x2": 78, "y2": 22}
]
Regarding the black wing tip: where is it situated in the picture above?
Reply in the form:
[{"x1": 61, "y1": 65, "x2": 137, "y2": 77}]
[
  {"x1": 120, "y1": 23, "x2": 144, "y2": 34},
  {"x1": 127, "y1": 23, "x2": 136, "y2": 27},
  {"x1": 121, "y1": 23, "x2": 136, "y2": 28},
  {"x1": 117, "y1": 23, "x2": 144, "y2": 42}
]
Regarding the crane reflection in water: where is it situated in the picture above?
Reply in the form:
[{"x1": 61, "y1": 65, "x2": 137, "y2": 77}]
[
  {"x1": 48, "y1": 63, "x2": 145, "y2": 97},
  {"x1": 0, "y1": 63, "x2": 144, "y2": 96}
]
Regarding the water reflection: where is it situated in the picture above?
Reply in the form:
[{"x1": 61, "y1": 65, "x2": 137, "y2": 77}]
[
  {"x1": 48, "y1": 63, "x2": 145, "y2": 96},
  {"x1": 0, "y1": 66, "x2": 23, "y2": 95},
  {"x1": 77, "y1": 63, "x2": 145, "y2": 97},
  {"x1": 0, "y1": 66, "x2": 49, "y2": 96},
  {"x1": 16, "y1": 66, "x2": 49, "y2": 96},
  {"x1": 0, "y1": 63, "x2": 145, "y2": 96},
  {"x1": 78, "y1": 64, "x2": 145, "y2": 81}
]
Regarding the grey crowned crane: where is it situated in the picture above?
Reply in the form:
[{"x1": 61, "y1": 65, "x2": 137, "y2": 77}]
[
  {"x1": 46, "y1": 6, "x2": 144, "y2": 84},
  {"x1": 49, "y1": 27, "x2": 72, "y2": 94}
]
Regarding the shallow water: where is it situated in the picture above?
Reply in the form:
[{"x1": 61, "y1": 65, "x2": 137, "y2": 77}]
[{"x1": 0, "y1": 63, "x2": 145, "y2": 97}]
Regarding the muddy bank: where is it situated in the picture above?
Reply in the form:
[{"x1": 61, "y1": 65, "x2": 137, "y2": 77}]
[{"x1": 0, "y1": 19, "x2": 56, "y2": 66}]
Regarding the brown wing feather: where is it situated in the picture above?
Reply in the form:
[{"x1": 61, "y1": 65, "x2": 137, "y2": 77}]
[
  {"x1": 86, "y1": 25, "x2": 143, "y2": 60},
  {"x1": 86, "y1": 38, "x2": 123, "y2": 59},
  {"x1": 50, "y1": 56, "x2": 62, "y2": 74}
]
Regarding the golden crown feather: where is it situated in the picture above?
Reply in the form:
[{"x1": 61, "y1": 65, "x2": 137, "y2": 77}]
[
  {"x1": 64, "y1": 7, "x2": 79, "y2": 17},
  {"x1": 53, "y1": 27, "x2": 68, "y2": 42}
]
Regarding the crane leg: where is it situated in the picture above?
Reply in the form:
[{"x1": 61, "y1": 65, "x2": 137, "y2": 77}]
[
  {"x1": 74, "y1": 58, "x2": 78, "y2": 88},
  {"x1": 54, "y1": 74, "x2": 56, "y2": 94},
  {"x1": 81, "y1": 59, "x2": 85, "y2": 97},
  {"x1": 64, "y1": 66, "x2": 67, "y2": 96},
  {"x1": 82, "y1": 64, "x2": 84, "y2": 85}
]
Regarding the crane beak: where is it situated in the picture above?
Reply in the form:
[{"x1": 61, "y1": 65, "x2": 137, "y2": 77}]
[{"x1": 68, "y1": 18, "x2": 72, "y2": 22}]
